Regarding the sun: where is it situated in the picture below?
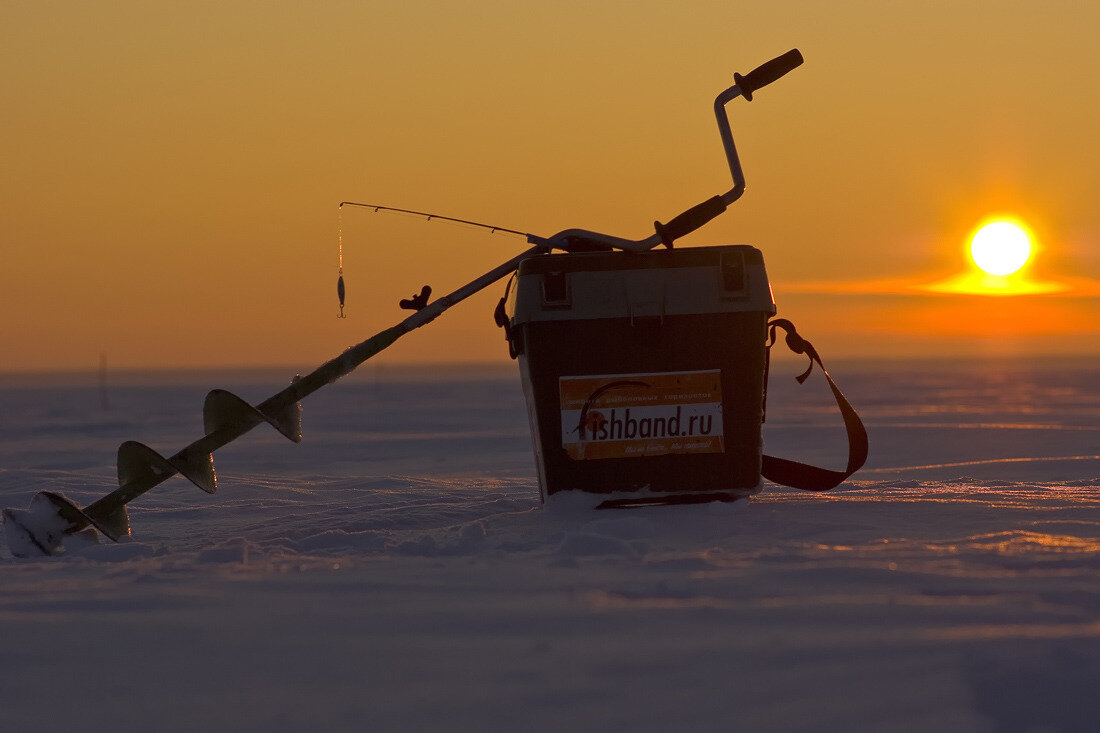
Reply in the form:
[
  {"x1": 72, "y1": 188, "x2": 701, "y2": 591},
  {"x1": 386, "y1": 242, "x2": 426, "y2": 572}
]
[
  {"x1": 970, "y1": 221, "x2": 1032, "y2": 276},
  {"x1": 923, "y1": 216, "x2": 1068, "y2": 295}
]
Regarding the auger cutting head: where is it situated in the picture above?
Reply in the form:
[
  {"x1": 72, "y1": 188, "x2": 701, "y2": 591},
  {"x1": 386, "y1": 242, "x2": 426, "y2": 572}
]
[
  {"x1": 2, "y1": 491, "x2": 129, "y2": 558},
  {"x1": 1, "y1": 380, "x2": 307, "y2": 558}
]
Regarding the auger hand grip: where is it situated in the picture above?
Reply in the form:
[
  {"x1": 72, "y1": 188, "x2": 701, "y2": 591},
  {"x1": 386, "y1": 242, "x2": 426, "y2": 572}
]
[
  {"x1": 654, "y1": 195, "x2": 727, "y2": 247},
  {"x1": 734, "y1": 49, "x2": 803, "y2": 101}
]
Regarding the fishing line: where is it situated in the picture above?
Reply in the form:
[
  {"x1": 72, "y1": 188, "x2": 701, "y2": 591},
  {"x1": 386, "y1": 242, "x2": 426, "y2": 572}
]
[{"x1": 337, "y1": 203, "x2": 346, "y2": 318}]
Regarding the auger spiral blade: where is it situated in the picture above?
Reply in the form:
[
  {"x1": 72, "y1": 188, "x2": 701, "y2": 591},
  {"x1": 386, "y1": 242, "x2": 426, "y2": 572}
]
[
  {"x1": 204, "y1": 389, "x2": 303, "y2": 443},
  {"x1": 3, "y1": 239, "x2": 540, "y2": 558},
  {"x1": 119, "y1": 440, "x2": 217, "y2": 495}
]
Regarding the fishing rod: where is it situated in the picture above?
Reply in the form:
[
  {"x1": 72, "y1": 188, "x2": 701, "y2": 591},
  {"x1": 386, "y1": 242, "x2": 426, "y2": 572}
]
[
  {"x1": 335, "y1": 49, "x2": 803, "y2": 317},
  {"x1": 3, "y1": 49, "x2": 804, "y2": 557},
  {"x1": 340, "y1": 50, "x2": 803, "y2": 259},
  {"x1": 335, "y1": 202, "x2": 544, "y2": 317},
  {"x1": 339, "y1": 202, "x2": 534, "y2": 239}
]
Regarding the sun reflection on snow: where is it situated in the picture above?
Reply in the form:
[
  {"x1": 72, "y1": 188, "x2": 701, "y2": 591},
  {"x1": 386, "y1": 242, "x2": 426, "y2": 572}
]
[
  {"x1": 803, "y1": 530, "x2": 1100, "y2": 558},
  {"x1": 965, "y1": 530, "x2": 1100, "y2": 555}
]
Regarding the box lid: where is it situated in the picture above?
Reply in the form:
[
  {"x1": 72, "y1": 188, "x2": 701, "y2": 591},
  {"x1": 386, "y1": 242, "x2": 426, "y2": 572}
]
[{"x1": 509, "y1": 245, "x2": 776, "y2": 324}]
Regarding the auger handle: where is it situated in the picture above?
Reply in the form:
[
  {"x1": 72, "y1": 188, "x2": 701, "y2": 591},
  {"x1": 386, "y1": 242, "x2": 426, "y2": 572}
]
[
  {"x1": 653, "y1": 195, "x2": 727, "y2": 248},
  {"x1": 734, "y1": 49, "x2": 803, "y2": 101}
]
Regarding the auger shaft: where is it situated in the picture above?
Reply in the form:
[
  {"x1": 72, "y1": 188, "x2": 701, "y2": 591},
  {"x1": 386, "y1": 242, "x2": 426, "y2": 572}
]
[{"x1": 72, "y1": 245, "x2": 543, "y2": 537}]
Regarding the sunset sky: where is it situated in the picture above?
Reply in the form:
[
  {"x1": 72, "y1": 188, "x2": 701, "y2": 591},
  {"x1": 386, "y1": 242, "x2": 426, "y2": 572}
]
[{"x1": 3, "y1": 1, "x2": 1098, "y2": 372}]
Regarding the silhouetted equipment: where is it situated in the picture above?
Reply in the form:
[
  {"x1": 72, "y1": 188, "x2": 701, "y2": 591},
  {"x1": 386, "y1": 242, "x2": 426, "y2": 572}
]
[
  {"x1": 507, "y1": 246, "x2": 777, "y2": 506},
  {"x1": 3, "y1": 48, "x2": 865, "y2": 558},
  {"x1": 502, "y1": 245, "x2": 866, "y2": 508},
  {"x1": 399, "y1": 285, "x2": 432, "y2": 311},
  {"x1": 735, "y1": 48, "x2": 803, "y2": 101},
  {"x1": 337, "y1": 203, "x2": 533, "y2": 239},
  {"x1": 98, "y1": 352, "x2": 110, "y2": 410}
]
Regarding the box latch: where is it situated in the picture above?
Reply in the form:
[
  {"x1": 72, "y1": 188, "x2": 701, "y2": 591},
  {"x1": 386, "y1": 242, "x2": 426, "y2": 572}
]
[
  {"x1": 540, "y1": 271, "x2": 571, "y2": 308},
  {"x1": 719, "y1": 250, "x2": 747, "y2": 297}
]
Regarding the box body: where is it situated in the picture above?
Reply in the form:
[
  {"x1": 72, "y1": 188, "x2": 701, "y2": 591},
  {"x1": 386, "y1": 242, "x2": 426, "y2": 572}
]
[{"x1": 507, "y1": 245, "x2": 776, "y2": 505}]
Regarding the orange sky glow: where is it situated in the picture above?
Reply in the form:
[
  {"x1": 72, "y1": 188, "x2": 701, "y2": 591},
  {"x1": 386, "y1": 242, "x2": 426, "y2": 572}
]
[{"x1": 2, "y1": 1, "x2": 1098, "y2": 373}]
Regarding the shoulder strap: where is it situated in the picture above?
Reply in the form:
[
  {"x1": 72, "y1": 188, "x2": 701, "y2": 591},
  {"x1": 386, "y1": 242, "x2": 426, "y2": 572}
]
[{"x1": 761, "y1": 319, "x2": 868, "y2": 491}]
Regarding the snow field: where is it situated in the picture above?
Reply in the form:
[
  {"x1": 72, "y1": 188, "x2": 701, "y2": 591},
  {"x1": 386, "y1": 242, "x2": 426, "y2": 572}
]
[{"x1": 1, "y1": 360, "x2": 1097, "y2": 731}]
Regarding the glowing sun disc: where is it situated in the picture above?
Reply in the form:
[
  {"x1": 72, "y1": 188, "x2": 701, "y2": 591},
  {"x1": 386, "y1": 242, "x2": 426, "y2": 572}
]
[{"x1": 970, "y1": 221, "x2": 1031, "y2": 276}]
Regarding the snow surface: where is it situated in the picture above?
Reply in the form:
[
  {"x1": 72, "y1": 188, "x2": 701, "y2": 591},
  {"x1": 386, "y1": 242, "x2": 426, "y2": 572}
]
[{"x1": 1, "y1": 358, "x2": 1098, "y2": 732}]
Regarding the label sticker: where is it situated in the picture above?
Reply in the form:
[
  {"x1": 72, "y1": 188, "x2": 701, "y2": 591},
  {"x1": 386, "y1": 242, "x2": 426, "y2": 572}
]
[{"x1": 560, "y1": 370, "x2": 724, "y2": 461}]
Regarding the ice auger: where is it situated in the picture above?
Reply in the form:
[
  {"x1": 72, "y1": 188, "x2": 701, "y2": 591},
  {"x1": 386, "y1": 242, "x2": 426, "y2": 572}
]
[{"x1": 3, "y1": 49, "x2": 805, "y2": 557}]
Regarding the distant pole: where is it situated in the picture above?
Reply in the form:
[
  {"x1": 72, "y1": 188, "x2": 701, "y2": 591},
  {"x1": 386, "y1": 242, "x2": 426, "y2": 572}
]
[{"x1": 98, "y1": 352, "x2": 110, "y2": 410}]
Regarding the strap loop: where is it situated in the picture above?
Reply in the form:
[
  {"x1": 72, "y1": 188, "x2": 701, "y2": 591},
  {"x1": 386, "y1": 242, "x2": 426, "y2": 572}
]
[
  {"x1": 494, "y1": 273, "x2": 522, "y2": 359},
  {"x1": 767, "y1": 318, "x2": 817, "y2": 383},
  {"x1": 762, "y1": 319, "x2": 868, "y2": 491}
]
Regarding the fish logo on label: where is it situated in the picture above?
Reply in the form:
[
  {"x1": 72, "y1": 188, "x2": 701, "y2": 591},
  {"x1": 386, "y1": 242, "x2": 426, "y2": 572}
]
[{"x1": 560, "y1": 370, "x2": 724, "y2": 461}]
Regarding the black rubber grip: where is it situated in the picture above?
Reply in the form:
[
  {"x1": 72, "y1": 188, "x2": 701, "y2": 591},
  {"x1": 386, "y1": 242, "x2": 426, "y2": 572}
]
[
  {"x1": 655, "y1": 195, "x2": 727, "y2": 247},
  {"x1": 734, "y1": 49, "x2": 803, "y2": 101}
]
